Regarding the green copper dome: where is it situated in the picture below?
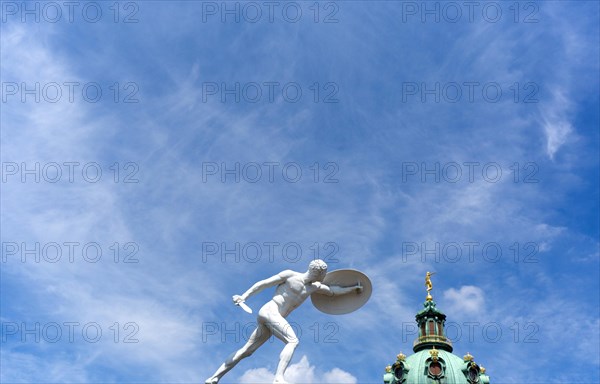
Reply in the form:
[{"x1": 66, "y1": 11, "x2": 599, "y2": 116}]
[
  {"x1": 383, "y1": 273, "x2": 491, "y2": 384},
  {"x1": 383, "y1": 347, "x2": 490, "y2": 384}
]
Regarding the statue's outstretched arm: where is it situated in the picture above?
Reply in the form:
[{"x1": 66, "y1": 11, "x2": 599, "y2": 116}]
[
  {"x1": 234, "y1": 270, "x2": 294, "y2": 303},
  {"x1": 314, "y1": 282, "x2": 362, "y2": 297}
]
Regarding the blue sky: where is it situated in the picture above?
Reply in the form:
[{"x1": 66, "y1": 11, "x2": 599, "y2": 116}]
[{"x1": 1, "y1": 1, "x2": 599, "y2": 383}]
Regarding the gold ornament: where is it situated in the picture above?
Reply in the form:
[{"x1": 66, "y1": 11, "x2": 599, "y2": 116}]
[
  {"x1": 425, "y1": 272, "x2": 436, "y2": 301},
  {"x1": 429, "y1": 346, "x2": 439, "y2": 362}
]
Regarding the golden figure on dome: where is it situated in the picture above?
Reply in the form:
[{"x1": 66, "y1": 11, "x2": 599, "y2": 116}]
[{"x1": 425, "y1": 271, "x2": 436, "y2": 301}]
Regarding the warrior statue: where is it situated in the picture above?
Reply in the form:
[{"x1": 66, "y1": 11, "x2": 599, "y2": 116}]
[{"x1": 205, "y1": 259, "x2": 371, "y2": 384}]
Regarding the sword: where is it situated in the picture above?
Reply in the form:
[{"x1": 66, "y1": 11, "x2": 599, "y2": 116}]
[{"x1": 235, "y1": 300, "x2": 253, "y2": 314}]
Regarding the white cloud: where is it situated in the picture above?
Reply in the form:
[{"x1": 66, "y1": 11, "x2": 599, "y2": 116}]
[
  {"x1": 0, "y1": 351, "x2": 93, "y2": 383},
  {"x1": 541, "y1": 88, "x2": 574, "y2": 160},
  {"x1": 239, "y1": 355, "x2": 356, "y2": 384},
  {"x1": 442, "y1": 286, "x2": 485, "y2": 316},
  {"x1": 239, "y1": 367, "x2": 276, "y2": 384},
  {"x1": 322, "y1": 368, "x2": 359, "y2": 384}
]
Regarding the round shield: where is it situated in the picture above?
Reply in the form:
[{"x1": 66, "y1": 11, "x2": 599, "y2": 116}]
[{"x1": 311, "y1": 269, "x2": 372, "y2": 315}]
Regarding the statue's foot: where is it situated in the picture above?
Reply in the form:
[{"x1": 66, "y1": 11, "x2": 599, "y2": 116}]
[
  {"x1": 205, "y1": 377, "x2": 219, "y2": 384},
  {"x1": 273, "y1": 377, "x2": 289, "y2": 384}
]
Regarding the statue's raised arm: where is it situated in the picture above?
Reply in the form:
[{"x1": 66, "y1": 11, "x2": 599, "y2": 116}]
[{"x1": 314, "y1": 281, "x2": 363, "y2": 296}]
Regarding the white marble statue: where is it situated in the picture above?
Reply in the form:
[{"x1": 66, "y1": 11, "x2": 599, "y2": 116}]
[{"x1": 205, "y1": 259, "x2": 363, "y2": 384}]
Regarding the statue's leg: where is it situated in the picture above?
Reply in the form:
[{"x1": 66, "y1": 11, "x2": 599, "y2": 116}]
[
  {"x1": 205, "y1": 323, "x2": 271, "y2": 384},
  {"x1": 266, "y1": 317, "x2": 299, "y2": 384}
]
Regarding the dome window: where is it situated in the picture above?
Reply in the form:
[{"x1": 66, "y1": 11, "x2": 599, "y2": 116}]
[
  {"x1": 428, "y1": 320, "x2": 436, "y2": 335},
  {"x1": 386, "y1": 353, "x2": 409, "y2": 384},
  {"x1": 426, "y1": 348, "x2": 445, "y2": 380},
  {"x1": 428, "y1": 361, "x2": 442, "y2": 377},
  {"x1": 467, "y1": 364, "x2": 480, "y2": 383},
  {"x1": 393, "y1": 363, "x2": 404, "y2": 381}
]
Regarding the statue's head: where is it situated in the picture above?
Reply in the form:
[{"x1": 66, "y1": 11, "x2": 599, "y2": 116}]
[{"x1": 307, "y1": 259, "x2": 328, "y2": 282}]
